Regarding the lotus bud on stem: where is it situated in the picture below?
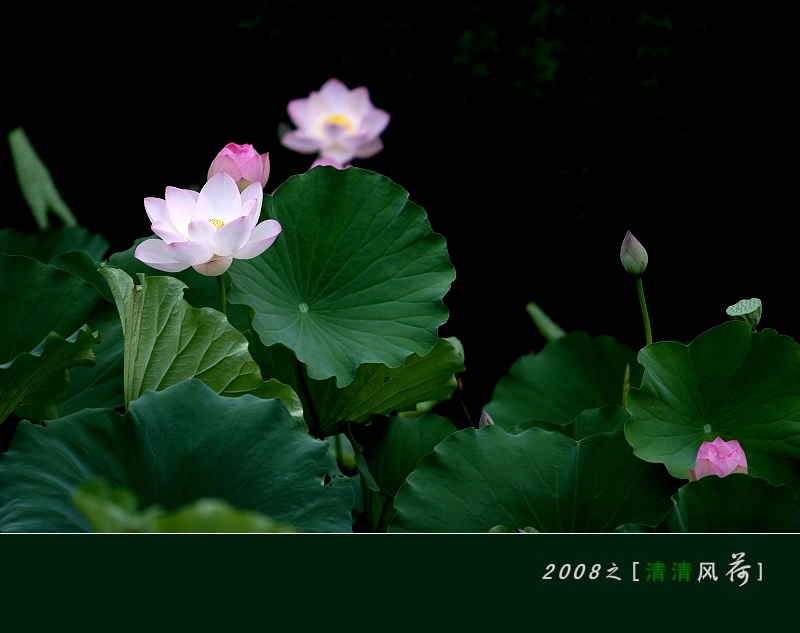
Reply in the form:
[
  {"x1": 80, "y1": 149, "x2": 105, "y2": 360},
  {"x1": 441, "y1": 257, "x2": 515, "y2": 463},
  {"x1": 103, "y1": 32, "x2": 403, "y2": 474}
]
[{"x1": 620, "y1": 231, "x2": 652, "y2": 346}]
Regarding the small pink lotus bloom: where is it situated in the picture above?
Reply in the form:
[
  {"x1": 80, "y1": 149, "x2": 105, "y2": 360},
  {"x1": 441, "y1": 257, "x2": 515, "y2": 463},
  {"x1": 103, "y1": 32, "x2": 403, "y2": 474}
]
[
  {"x1": 688, "y1": 437, "x2": 749, "y2": 481},
  {"x1": 281, "y1": 78, "x2": 390, "y2": 164},
  {"x1": 310, "y1": 156, "x2": 350, "y2": 170},
  {"x1": 207, "y1": 142, "x2": 270, "y2": 192},
  {"x1": 135, "y1": 172, "x2": 281, "y2": 277}
]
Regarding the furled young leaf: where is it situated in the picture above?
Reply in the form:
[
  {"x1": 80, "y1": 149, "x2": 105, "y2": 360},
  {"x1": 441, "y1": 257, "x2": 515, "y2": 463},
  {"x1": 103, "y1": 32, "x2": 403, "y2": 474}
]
[
  {"x1": 0, "y1": 325, "x2": 100, "y2": 423},
  {"x1": 0, "y1": 380, "x2": 353, "y2": 532},
  {"x1": 99, "y1": 267, "x2": 300, "y2": 418},
  {"x1": 485, "y1": 332, "x2": 642, "y2": 428},
  {"x1": 108, "y1": 238, "x2": 250, "y2": 332},
  {"x1": 525, "y1": 302, "x2": 566, "y2": 341},
  {"x1": 246, "y1": 331, "x2": 464, "y2": 436},
  {"x1": 390, "y1": 426, "x2": 677, "y2": 533},
  {"x1": 625, "y1": 322, "x2": 800, "y2": 487},
  {"x1": 72, "y1": 479, "x2": 295, "y2": 533},
  {"x1": 0, "y1": 227, "x2": 109, "y2": 263},
  {"x1": 228, "y1": 166, "x2": 455, "y2": 387},
  {"x1": 619, "y1": 475, "x2": 800, "y2": 533},
  {"x1": 8, "y1": 127, "x2": 76, "y2": 229}
]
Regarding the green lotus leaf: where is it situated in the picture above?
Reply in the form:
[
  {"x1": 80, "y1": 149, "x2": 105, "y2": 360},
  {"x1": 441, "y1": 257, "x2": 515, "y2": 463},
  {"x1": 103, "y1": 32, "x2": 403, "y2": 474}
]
[
  {"x1": 0, "y1": 325, "x2": 100, "y2": 423},
  {"x1": 351, "y1": 413, "x2": 456, "y2": 531},
  {"x1": 49, "y1": 250, "x2": 114, "y2": 301},
  {"x1": 625, "y1": 322, "x2": 800, "y2": 486},
  {"x1": 0, "y1": 254, "x2": 105, "y2": 365},
  {"x1": 99, "y1": 267, "x2": 300, "y2": 418},
  {"x1": 0, "y1": 254, "x2": 106, "y2": 423},
  {"x1": 228, "y1": 166, "x2": 455, "y2": 387},
  {"x1": 0, "y1": 380, "x2": 353, "y2": 532},
  {"x1": 485, "y1": 332, "x2": 642, "y2": 428},
  {"x1": 0, "y1": 227, "x2": 109, "y2": 263},
  {"x1": 72, "y1": 479, "x2": 295, "y2": 533},
  {"x1": 246, "y1": 331, "x2": 463, "y2": 436},
  {"x1": 619, "y1": 475, "x2": 800, "y2": 532},
  {"x1": 31, "y1": 252, "x2": 127, "y2": 415},
  {"x1": 108, "y1": 237, "x2": 251, "y2": 332},
  {"x1": 390, "y1": 426, "x2": 677, "y2": 533},
  {"x1": 53, "y1": 310, "x2": 124, "y2": 417},
  {"x1": 488, "y1": 525, "x2": 539, "y2": 533},
  {"x1": 509, "y1": 406, "x2": 630, "y2": 441}
]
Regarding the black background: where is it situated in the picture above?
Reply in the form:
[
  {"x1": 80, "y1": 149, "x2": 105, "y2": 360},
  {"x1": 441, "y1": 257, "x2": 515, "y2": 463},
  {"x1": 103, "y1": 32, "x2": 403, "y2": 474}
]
[{"x1": 3, "y1": 1, "x2": 791, "y2": 414}]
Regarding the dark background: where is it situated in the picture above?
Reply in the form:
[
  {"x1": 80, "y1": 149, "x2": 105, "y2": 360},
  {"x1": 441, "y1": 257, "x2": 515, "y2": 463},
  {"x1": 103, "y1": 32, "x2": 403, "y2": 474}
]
[{"x1": 3, "y1": 1, "x2": 791, "y2": 414}]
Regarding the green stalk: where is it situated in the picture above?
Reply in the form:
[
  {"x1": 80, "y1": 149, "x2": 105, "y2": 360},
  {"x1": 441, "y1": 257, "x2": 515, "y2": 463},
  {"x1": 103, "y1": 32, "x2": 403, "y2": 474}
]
[
  {"x1": 216, "y1": 274, "x2": 227, "y2": 316},
  {"x1": 296, "y1": 358, "x2": 323, "y2": 439},
  {"x1": 334, "y1": 433, "x2": 343, "y2": 469},
  {"x1": 636, "y1": 275, "x2": 652, "y2": 346}
]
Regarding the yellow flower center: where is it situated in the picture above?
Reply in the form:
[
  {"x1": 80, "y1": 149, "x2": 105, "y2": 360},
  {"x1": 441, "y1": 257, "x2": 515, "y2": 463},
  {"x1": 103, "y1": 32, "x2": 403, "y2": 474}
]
[
  {"x1": 323, "y1": 114, "x2": 352, "y2": 130},
  {"x1": 208, "y1": 218, "x2": 225, "y2": 229}
]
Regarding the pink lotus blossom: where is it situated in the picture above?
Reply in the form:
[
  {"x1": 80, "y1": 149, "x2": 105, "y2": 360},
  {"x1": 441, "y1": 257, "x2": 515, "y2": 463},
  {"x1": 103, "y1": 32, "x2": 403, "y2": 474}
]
[
  {"x1": 281, "y1": 78, "x2": 390, "y2": 164},
  {"x1": 135, "y1": 172, "x2": 281, "y2": 277},
  {"x1": 208, "y1": 142, "x2": 270, "y2": 192},
  {"x1": 688, "y1": 437, "x2": 748, "y2": 481}
]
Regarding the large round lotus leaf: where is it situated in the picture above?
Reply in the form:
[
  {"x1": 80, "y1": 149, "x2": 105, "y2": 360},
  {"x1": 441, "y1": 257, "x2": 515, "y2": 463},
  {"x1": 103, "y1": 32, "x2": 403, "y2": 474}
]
[
  {"x1": 625, "y1": 322, "x2": 800, "y2": 486},
  {"x1": 390, "y1": 426, "x2": 677, "y2": 532},
  {"x1": 485, "y1": 332, "x2": 642, "y2": 427},
  {"x1": 352, "y1": 414, "x2": 457, "y2": 531},
  {"x1": 72, "y1": 480, "x2": 295, "y2": 533},
  {"x1": 49, "y1": 250, "x2": 114, "y2": 301},
  {"x1": 0, "y1": 325, "x2": 100, "y2": 423},
  {"x1": 0, "y1": 254, "x2": 104, "y2": 364},
  {"x1": 42, "y1": 253, "x2": 126, "y2": 415},
  {"x1": 0, "y1": 255, "x2": 105, "y2": 423},
  {"x1": 0, "y1": 380, "x2": 353, "y2": 532},
  {"x1": 57, "y1": 304, "x2": 125, "y2": 415},
  {"x1": 0, "y1": 227, "x2": 109, "y2": 263},
  {"x1": 246, "y1": 331, "x2": 463, "y2": 436},
  {"x1": 619, "y1": 475, "x2": 800, "y2": 533},
  {"x1": 228, "y1": 167, "x2": 455, "y2": 387},
  {"x1": 510, "y1": 406, "x2": 630, "y2": 442}
]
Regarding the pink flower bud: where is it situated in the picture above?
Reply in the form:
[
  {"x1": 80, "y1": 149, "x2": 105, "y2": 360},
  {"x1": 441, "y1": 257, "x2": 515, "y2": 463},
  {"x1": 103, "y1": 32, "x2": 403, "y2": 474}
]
[
  {"x1": 620, "y1": 231, "x2": 648, "y2": 276},
  {"x1": 208, "y1": 143, "x2": 270, "y2": 192},
  {"x1": 687, "y1": 437, "x2": 748, "y2": 481}
]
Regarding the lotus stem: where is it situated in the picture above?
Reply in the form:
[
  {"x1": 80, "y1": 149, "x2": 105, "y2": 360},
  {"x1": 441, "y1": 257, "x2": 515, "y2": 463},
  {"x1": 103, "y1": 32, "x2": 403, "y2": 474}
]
[
  {"x1": 216, "y1": 274, "x2": 227, "y2": 316},
  {"x1": 296, "y1": 358, "x2": 323, "y2": 439},
  {"x1": 636, "y1": 276, "x2": 652, "y2": 346}
]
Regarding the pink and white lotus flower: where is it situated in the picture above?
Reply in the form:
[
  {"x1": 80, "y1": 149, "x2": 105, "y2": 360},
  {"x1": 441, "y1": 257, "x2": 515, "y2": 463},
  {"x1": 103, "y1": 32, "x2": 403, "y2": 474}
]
[
  {"x1": 135, "y1": 172, "x2": 281, "y2": 276},
  {"x1": 281, "y1": 78, "x2": 390, "y2": 165}
]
